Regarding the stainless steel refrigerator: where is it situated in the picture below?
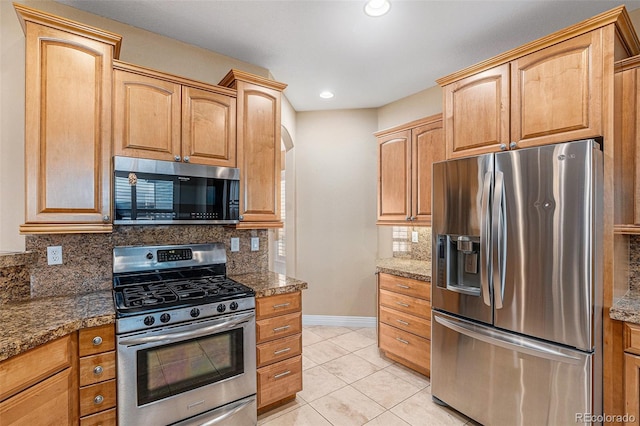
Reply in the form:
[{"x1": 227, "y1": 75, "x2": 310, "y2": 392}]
[{"x1": 431, "y1": 139, "x2": 603, "y2": 425}]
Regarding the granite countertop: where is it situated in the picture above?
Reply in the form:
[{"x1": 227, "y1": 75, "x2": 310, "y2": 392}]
[
  {"x1": 0, "y1": 271, "x2": 307, "y2": 362},
  {"x1": 376, "y1": 258, "x2": 431, "y2": 282},
  {"x1": 230, "y1": 271, "x2": 308, "y2": 297},
  {"x1": 611, "y1": 289, "x2": 640, "y2": 324},
  {"x1": 0, "y1": 290, "x2": 115, "y2": 362}
]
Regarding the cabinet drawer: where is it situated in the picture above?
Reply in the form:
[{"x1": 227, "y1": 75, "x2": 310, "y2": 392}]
[
  {"x1": 79, "y1": 351, "x2": 116, "y2": 387},
  {"x1": 379, "y1": 273, "x2": 430, "y2": 300},
  {"x1": 379, "y1": 323, "x2": 430, "y2": 372},
  {"x1": 257, "y1": 355, "x2": 302, "y2": 408},
  {"x1": 379, "y1": 306, "x2": 430, "y2": 339},
  {"x1": 379, "y1": 289, "x2": 430, "y2": 319},
  {"x1": 79, "y1": 379, "x2": 116, "y2": 417},
  {"x1": 79, "y1": 324, "x2": 115, "y2": 357},
  {"x1": 256, "y1": 312, "x2": 302, "y2": 344},
  {"x1": 625, "y1": 322, "x2": 640, "y2": 355},
  {"x1": 0, "y1": 334, "x2": 71, "y2": 401},
  {"x1": 257, "y1": 333, "x2": 302, "y2": 367},
  {"x1": 257, "y1": 292, "x2": 301, "y2": 319},
  {"x1": 80, "y1": 408, "x2": 116, "y2": 426}
]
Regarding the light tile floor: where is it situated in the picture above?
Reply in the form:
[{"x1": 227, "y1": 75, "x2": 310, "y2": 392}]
[{"x1": 258, "y1": 325, "x2": 477, "y2": 426}]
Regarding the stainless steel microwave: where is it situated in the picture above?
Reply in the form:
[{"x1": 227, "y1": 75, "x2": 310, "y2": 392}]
[{"x1": 113, "y1": 156, "x2": 239, "y2": 225}]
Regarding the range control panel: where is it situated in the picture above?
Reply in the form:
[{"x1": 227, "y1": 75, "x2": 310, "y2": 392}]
[{"x1": 157, "y1": 248, "x2": 193, "y2": 263}]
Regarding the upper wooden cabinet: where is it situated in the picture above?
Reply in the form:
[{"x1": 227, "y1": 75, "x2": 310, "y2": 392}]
[
  {"x1": 15, "y1": 4, "x2": 122, "y2": 234},
  {"x1": 113, "y1": 62, "x2": 237, "y2": 168},
  {"x1": 376, "y1": 114, "x2": 444, "y2": 226},
  {"x1": 219, "y1": 70, "x2": 287, "y2": 228},
  {"x1": 439, "y1": 6, "x2": 639, "y2": 160}
]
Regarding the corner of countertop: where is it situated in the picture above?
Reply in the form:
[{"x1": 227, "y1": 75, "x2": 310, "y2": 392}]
[
  {"x1": 230, "y1": 271, "x2": 308, "y2": 298},
  {"x1": 375, "y1": 258, "x2": 431, "y2": 282},
  {"x1": 611, "y1": 289, "x2": 640, "y2": 324}
]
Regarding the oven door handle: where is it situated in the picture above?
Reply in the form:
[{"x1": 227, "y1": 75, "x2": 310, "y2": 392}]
[{"x1": 119, "y1": 311, "x2": 255, "y2": 346}]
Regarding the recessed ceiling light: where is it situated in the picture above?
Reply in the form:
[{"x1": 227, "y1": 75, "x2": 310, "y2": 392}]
[
  {"x1": 320, "y1": 91, "x2": 334, "y2": 99},
  {"x1": 364, "y1": 0, "x2": 390, "y2": 17}
]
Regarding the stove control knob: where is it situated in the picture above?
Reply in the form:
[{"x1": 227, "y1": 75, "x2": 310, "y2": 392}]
[
  {"x1": 190, "y1": 308, "x2": 200, "y2": 318},
  {"x1": 146, "y1": 252, "x2": 154, "y2": 260},
  {"x1": 143, "y1": 315, "x2": 155, "y2": 326},
  {"x1": 230, "y1": 302, "x2": 239, "y2": 311},
  {"x1": 217, "y1": 303, "x2": 226, "y2": 313},
  {"x1": 160, "y1": 313, "x2": 171, "y2": 323}
]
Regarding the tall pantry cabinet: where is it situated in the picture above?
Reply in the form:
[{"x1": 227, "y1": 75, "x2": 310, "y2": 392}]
[{"x1": 15, "y1": 4, "x2": 122, "y2": 234}]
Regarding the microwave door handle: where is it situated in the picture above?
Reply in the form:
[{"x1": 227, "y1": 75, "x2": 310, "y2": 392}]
[
  {"x1": 480, "y1": 171, "x2": 492, "y2": 307},
  {"x1": 492, "y1": 170, "x2": 505, "y2": 309},
  {"x1": 119, "y1": 311, "x2": 255, "y2": 346}
]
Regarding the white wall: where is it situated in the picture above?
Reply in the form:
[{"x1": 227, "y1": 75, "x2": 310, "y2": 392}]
[{"x1": 295, "y1": 109, "x2": 378, "y2": 316}]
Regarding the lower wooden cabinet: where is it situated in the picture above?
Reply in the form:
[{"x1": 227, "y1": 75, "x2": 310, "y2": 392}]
[
  {"x1": 0, "y1": 334, "x2": 78, "y2": 425},
  {"x1": 78, "y1": 325, "x2": 117, "y2": 423},
  {"x1": 625, "y1": 322, "x2": 640, "y2": 425},
  {"x1": 377, "y1": 272, "x2": 431, "y2": 376},
  {"x1": 256, "y1": 292, "x2": 303, "y2": 411}
]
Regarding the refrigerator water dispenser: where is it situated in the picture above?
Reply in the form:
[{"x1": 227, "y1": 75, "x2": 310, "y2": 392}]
[{"x1": 436, "y1": 234, "x2": 481, "y2": 295}]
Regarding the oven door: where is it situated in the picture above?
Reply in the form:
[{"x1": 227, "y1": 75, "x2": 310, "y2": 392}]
[{"x1": 117, "y1": 311, "x2": 256, "y2": 426}]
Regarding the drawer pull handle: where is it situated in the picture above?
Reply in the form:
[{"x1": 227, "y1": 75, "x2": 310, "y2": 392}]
[
  {"x1": 93, "y1": 365, "x2": 104, "y2": 375},
  {"x1": 273, "y1": 325, "x2": 291, "y2": 332},
  {"x1": 92, "y1": 336, "x2": 103, "y2": 346},
  {"x1": 94, "y1": 395, "x2": 104, "y2": 405},
  {"x1": 273, "y1": 302, "x2": 291, "y2": 309},
  {"x1": 274, "y1": 370, "x2": 291, "y2": 379},
  {"x1": 396, "y1": 337, "x2": 410, "y2": 345},
  {"x1": 396, "y1": 284, "x2": 411, "y2": 289},
  {"x1": 396, "y1": 319, "x2": 410, "y2": 326},
  {"x1": 274, "y1": 347, "x2": 292, "y2": 355},
  {"x1": 396, "y1": 302, "x2": 410, "y2": 308}
]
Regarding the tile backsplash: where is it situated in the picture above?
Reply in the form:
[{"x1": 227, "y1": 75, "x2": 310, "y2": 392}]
[
  {"x1": 391, "y1": 226, "x2": 431, "y2": 261},
  {"x1": 23, "y1": 225, "x2": 268, "y2": 298}
]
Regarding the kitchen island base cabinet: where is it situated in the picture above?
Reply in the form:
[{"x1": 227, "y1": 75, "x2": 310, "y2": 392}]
[
  {"x1": 256, "y1": 291, "x2": 303, "y2": 411},
  {"x1": 377, "y1": 273, "x2": 431, "y2": 377}
]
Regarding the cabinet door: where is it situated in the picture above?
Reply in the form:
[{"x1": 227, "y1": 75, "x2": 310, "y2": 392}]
[
  {"x1": 0, "y1": 367, "x2": 76, "y2": 425},
  {"x1": 21, "y1": 23, "x2": 113, "y2": 231},
  {"x1": 182, "y1": 86, "x2": 237, "y2": 167},
  {"x1": 444, "y1": 64, "x2": 510, "y2": 159},
  {"x1": 511, "y1": 31, "x2": 602, "y2": 149},
  {"x1": 377, "y1": 130, "x2": 411, "y2": 223},
  {"x1": 113, "y1": 70, "x2": 181, "y2": 161},
  {"x1": 236, "y1": 81, "x2": 281, "y2": 224},
  {"x1": 412, "y1": 120, "x2": 444, "y2": 223},
  {"x1": 626, "y1": 353, "x2": 640, "y2": 426}
]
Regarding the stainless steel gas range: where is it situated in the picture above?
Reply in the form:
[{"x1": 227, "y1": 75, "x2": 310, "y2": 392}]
[{"x1": 113, "y1": 243, "x2": 257, "y2": 426}]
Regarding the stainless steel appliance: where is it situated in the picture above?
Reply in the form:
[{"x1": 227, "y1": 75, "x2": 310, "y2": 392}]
[
  {"x1": 114, "y1": 156, "x2": 240, "y2": 225},
  {"x1": 113, "y1": 243, "x2": 257, "y2": 426},
  {"x1": 431, "y1": 139, "x2": 603, "y2": 425}
]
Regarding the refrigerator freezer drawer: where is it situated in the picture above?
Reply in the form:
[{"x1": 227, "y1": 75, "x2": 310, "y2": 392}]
[
  {"x1": 379, "y1": 289, "x2": 430, "y2": 319},
  {"x1": 432, "y1": 311, "x2": 599, "y2": 426}
]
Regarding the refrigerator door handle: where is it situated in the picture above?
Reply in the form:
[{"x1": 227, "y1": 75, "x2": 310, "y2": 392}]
[
  {"x1": 480, "y1": 171, "x2": 492, "y2": 307},
  {"x1": 434, "y1": 314, "x2": 583, "y2": 365},
  {"x1": 492, "y1": 170, "x2": 505, "y2": 309}
]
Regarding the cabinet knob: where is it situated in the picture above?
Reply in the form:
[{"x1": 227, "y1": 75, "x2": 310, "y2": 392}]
[
  {"x1": 93, "y1": 365, "x2": 103, "y2": 376},
  {"x1": 500, "y1": 143, "x2": 507, "y2": 151},
  {"x1": 94, "y1": 395, "x2": 104, "y2": 405},
  {"x1": 183, "y1": 156, "x2": 190, "y2": 163},
  {"x1": 174, "y1": 155, "x2": 181, "y2": 162},
  {"x1": 239, "y1": 215, "x2": 244, "y2": 221},
  {"x1": 102, "y1": 215, "x2": 109, "y2": 222},
  {"x1": 406, "y1": 216, "x2": 411, "y2": 221},
  {"x1": 510, "y1": 141, "x2": 517, "y2": 149},
  {"x1": 92, "y1": 336, "x2": 103, "y2": 346}
]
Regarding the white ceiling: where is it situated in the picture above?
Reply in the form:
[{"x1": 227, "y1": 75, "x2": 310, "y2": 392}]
[{"x1": 56, "y1": 0, "x2": 640, "y2": 112}]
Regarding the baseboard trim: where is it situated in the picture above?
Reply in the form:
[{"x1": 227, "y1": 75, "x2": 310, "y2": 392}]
[{"x1": 302, "y1": 315, "x2": 376, "y2": 328}]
